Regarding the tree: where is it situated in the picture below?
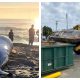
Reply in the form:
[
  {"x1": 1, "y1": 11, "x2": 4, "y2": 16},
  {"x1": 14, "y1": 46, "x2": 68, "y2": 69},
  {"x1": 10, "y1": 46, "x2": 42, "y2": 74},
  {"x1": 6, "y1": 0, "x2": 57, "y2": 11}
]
[
  {"x1": 42, "y1": 26, "x2": 53, "y2": 39},
  {"x1": 73, "y1": 25, "x2": 80, "y2": 30}
]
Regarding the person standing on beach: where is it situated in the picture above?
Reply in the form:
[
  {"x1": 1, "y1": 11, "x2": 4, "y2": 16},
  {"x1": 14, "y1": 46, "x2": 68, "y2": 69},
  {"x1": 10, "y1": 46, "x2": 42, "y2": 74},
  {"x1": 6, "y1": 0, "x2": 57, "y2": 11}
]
[
  {"x1": 29, "y1": 24, "x2": 35, "y2": 45},
  {"x1": 8, "y1": 29, "x2": 14, "y2": 41}
]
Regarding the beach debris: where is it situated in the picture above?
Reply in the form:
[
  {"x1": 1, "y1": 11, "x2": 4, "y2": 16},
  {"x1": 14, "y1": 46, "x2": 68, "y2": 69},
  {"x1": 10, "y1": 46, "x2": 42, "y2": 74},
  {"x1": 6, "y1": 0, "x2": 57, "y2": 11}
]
[
  {"x1": 15, "y1": 69, "x2": 30, "y2": 76},
  {"x1": 2, "y1": 44, "x2": 39, "y2": 78},
  {"x1": 12, "y1": 49, "x2": 17, "y2": 54}
]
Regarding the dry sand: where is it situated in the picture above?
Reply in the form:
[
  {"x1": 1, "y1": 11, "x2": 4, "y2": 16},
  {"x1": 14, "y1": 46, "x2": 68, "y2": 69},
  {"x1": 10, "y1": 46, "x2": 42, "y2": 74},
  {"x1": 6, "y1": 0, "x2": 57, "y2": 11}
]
[{"x1": 2, "y1": 43, "x2": 39, "y2": 78}]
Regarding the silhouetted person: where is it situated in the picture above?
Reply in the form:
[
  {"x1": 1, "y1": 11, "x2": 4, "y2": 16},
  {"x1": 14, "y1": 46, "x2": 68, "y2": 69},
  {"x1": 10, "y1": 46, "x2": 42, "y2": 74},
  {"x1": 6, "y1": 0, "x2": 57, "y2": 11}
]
[
  {"x1": 8, "y1": 29, "x2": 14, "y2": 41},
  {"x1": 29, "y1": 24, "x2": 35, "y2": 45}
]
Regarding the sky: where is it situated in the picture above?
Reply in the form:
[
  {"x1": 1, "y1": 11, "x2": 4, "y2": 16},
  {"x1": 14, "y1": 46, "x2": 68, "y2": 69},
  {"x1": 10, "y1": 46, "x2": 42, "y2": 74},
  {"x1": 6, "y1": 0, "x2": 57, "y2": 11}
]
[
  {"x1": 0, "y1": 2, "x2": 39, "y2": 29},
  {"x1": 0, "y1": 2, "x2": 39, "y2": 20},
  {"x1": 41, "y1": 2, "x2": 80, "y2": 31}
]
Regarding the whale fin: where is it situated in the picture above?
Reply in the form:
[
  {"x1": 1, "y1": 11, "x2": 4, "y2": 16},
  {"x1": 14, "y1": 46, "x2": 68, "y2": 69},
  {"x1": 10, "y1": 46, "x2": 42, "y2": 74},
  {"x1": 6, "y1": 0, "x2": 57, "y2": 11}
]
[{"x1": 0, "y1": 69, "x2": 8, "y2": 75}]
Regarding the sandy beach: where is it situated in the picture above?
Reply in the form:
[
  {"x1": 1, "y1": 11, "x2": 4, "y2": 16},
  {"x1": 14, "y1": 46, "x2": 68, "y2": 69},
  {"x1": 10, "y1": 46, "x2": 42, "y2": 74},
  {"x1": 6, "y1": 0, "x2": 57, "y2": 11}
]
[{"x1": 2, "y1": 43, "x2": 39, "y2": 78}]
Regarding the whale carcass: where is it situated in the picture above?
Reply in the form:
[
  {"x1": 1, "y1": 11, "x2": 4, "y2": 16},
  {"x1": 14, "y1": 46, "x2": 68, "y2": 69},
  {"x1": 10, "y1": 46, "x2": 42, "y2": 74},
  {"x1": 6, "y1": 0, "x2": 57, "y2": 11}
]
[{"x1": 0, "y1": 35, "x2": 13, "y2": 75}]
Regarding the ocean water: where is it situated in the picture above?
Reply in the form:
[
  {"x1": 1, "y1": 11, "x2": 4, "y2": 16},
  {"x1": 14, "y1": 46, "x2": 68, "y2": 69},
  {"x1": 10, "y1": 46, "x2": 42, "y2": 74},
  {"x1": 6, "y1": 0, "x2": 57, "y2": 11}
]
[
  {"x1": 13, "y1": 37, "x2": 39, "y2": 46},
  {"x1": 0, "y1": 29, "x2": 39, "y2": 46},
  {"x1": 0, "y1": 19, "x2": 39, "y2": 46}
]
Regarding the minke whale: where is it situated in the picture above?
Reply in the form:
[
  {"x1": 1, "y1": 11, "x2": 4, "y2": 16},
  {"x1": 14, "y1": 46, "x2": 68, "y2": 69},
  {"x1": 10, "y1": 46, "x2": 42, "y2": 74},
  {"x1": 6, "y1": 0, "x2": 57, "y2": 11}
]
[{"x1": 0, "y1": 35, "x2": 13, "y2": 76}]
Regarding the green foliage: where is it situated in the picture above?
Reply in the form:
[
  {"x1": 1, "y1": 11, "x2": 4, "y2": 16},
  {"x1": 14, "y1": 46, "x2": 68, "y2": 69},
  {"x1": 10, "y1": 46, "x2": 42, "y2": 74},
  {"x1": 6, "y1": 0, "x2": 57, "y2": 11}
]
[
  {"x1": 42, "y1": 26, "x2": 53, "y2": 39},
  {"x1": 73, "y1": 25, "x2": 80, "y2": 30}
]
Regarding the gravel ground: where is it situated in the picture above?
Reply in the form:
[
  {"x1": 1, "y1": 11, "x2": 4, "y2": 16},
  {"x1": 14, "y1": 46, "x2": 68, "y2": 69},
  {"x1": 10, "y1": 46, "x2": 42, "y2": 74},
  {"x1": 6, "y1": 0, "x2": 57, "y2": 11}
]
[{"x1": 1, "y1": 43, "x2": 39, "y2": 78}]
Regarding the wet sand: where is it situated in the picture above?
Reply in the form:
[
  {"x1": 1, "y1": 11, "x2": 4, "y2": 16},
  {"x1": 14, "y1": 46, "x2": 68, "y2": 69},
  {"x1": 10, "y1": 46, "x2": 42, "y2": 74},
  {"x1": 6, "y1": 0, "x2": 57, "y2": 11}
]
[{"x1": 2, "y1": 43, "x2": 39, "y2": 78}]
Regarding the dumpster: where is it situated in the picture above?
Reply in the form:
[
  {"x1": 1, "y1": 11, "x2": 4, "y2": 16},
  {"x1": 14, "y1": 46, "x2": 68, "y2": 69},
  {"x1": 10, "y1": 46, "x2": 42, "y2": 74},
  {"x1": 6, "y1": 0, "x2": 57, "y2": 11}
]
[{"x1": 41, "y1": 43, "x2": 74, "y2": 74}]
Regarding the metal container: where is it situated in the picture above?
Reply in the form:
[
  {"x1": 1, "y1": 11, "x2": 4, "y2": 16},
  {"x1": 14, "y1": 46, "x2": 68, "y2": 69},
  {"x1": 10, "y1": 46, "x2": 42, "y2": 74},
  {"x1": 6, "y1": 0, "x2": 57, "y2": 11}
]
[{"x1": 41, "y1": 44, "x2": 74, "y2": 74}]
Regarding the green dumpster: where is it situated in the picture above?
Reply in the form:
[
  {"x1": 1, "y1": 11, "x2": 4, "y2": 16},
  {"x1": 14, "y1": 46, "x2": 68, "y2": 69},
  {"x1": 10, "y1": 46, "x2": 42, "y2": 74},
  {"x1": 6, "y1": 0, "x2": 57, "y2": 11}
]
[{"x1": 41, "y1": 44, "x2": 74, "y2": 74}]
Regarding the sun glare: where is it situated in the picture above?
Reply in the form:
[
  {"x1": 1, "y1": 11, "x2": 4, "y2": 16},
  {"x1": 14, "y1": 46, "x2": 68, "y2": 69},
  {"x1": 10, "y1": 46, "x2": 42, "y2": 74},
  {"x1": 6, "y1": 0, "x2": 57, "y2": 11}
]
[{"x1": 34, "y1": 17, "x2": 40, "y2": 30}]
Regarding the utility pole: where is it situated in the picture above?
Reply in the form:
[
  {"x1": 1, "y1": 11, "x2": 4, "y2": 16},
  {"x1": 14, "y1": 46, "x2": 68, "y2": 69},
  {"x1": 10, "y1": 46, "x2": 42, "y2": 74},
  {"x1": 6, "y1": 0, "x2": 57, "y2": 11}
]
[
  {"x1": 56, "y1": 21, "x2": 58, "y2": 31},
  {"x1": 66, "y1": 13, "x2": 68, "y2": 29}
]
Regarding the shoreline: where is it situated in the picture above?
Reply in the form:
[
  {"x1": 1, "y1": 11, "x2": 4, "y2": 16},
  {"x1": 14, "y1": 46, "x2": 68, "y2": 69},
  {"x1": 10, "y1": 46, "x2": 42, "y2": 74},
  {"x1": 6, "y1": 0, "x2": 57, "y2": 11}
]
[
  {"x1": 13, "y1": 43, "x2": 39, "y2": 47},
  {"x1": 13, "y1": 42, "x2": 39, "y2": 46}
]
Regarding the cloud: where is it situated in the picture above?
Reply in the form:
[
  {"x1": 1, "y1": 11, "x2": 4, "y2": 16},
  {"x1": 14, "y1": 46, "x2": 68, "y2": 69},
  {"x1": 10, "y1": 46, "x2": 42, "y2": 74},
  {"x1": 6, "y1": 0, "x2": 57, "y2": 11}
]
[{"x1": 41, "y1": 2, "x2": 80, "y2": 31}]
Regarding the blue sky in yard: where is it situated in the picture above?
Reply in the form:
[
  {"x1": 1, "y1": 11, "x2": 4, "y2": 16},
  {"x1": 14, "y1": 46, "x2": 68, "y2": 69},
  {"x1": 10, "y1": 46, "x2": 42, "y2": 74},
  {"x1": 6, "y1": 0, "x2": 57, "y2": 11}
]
[{"x1": 41, "y1": 2, "x2": 80, "y2": 31}]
